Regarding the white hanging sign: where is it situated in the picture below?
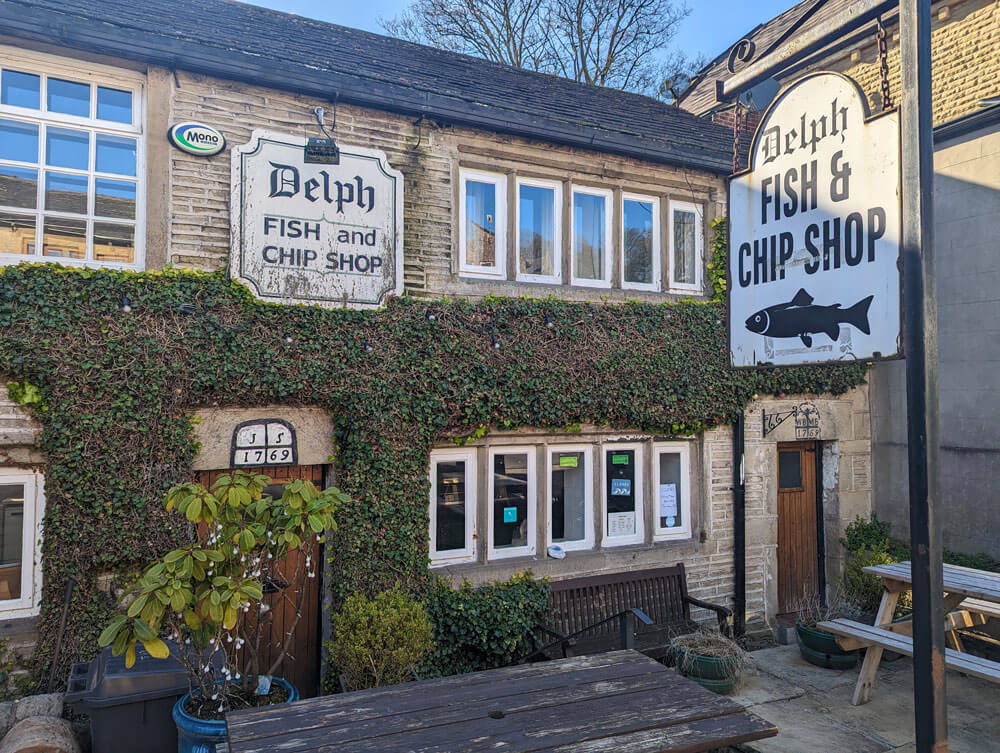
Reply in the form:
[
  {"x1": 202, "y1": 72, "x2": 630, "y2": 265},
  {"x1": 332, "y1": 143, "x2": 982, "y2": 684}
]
[
  {"x1": 729, "y1": 72, "x2": 901, "y2": 367},
  {"x1": 230, "y1": 131, "x2": 403, "y2": 308}
]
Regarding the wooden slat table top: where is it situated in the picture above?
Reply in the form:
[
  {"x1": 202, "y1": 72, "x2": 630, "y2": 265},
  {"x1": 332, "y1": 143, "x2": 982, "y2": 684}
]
[
  {"x1": 863, "y1": 561, "x2": 1000, "y2": 602},
  {"x1": 225, "y1": 650, "x2": 777, "y2": 753}
]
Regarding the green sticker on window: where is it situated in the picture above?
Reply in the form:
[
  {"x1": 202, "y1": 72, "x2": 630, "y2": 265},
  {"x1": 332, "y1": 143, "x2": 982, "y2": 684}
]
[
  {"x1": 612, "y1": 454, "x2": 630, "y2": 465},
  {"x1": 559, "y1": 455, "x2": 579, "y2": 468},
  {"x1": 503, "y1": 506, "x2": 518, "y2": 523}
]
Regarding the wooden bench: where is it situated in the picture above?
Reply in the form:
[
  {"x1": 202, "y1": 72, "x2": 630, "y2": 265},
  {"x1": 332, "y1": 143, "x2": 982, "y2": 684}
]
[
  {"x1": 818, "y1": 619, "x2": 1000, "y2": 685},
  {"x1": 536, "y1": 564, "x2": 732, "y2": 660}
]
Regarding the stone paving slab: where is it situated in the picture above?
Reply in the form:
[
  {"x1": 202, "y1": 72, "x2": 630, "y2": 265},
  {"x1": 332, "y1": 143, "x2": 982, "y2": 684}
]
[{"x1": 739, "y1": 643, "x2": 1000, "y2": 753}]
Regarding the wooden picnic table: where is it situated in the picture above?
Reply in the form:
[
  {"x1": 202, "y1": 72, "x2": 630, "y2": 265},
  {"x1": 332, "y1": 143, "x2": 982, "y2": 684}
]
[
  {"x1": 819, "y1": 561, "x2": 1000, "y2": 705},
  {"x1": 224, "y1": 649, "x2": 777, "y2": 753}
]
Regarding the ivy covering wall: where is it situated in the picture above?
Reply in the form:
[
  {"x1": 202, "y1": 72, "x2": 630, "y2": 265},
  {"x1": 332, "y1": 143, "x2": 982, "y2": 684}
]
[{"x1": 0, "y1": 222, "x2": 868, "y2": 683}]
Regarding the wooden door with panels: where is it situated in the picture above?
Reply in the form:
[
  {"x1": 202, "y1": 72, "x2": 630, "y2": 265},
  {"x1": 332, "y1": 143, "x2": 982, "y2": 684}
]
[
  {"x1": 776, "y1": 441, "x2": 820, "y2": 615},
  {"x1": 197, "y1": 464, "x2": 323, "y2": 697}
]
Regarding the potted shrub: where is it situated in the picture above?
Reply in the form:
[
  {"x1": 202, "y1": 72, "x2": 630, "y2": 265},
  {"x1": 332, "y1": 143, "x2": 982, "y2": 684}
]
[
  {"x1": 793, "y1": 594, "x2": 862, "y2": 669},
  {"x1": 670, "y1": 631, "x2": 752, "y2": 694},
  {"x1": 99, "y1": 471, "x2": 346, "y2": 753},
  {"x1": 327, "y1": 588, "x2": 434, "y2": 691}
]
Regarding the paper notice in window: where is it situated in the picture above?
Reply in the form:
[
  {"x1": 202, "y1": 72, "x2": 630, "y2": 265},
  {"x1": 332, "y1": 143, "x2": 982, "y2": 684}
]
[
  {"x1": 659, "y1": 484, "x2": 678, "y2": 518},
  {"x1": 607, "y1": 511, "x2": 635, "y2": 537}
]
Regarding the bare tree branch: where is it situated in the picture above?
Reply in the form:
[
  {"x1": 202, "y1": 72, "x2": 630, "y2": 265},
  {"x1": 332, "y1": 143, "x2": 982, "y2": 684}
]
[{"x1": 380, "y1": 0, "x2": 691, "y2": 95}]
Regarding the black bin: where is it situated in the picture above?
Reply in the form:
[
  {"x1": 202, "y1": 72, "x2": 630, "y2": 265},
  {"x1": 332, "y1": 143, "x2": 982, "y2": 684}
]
[{"x1": 66, "y1": 642, "x2": 189, "y2": 753}]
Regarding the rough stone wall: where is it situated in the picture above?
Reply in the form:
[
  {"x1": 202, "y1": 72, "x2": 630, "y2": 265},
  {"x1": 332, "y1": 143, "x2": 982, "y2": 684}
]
[
  {"x1": 0, "y1": 386, "x2": 41, "y2": 468},
  {"x1": 163, "y1": 69, "x2": 726, "y2": 302},
  {"x1": 792, "y1": 0, "x2": 999, "y2": 125}
]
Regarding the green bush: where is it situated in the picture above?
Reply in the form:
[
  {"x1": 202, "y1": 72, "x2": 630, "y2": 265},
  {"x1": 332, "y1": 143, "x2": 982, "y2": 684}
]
[
  {"x1": 841, "y1": 547, "x2": 898, "y2": 613},
  {"x1": 418, "y1": 573, "x2": 551, "y2": 678},
  {"x1": 328, "y1": 588, "x2": 434, "y2": 691},
  {"x1": 840, "y1": 513, "x2": 892, "y2": 555}
]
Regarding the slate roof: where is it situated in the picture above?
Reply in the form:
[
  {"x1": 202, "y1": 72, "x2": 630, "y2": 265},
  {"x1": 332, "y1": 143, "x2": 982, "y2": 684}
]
[
  {"x1": 0, "y1": 0, "x2": 735, "y2": 174},
  {"x1": 679, "y1": 0, "x2": 863, "y2": 116}
]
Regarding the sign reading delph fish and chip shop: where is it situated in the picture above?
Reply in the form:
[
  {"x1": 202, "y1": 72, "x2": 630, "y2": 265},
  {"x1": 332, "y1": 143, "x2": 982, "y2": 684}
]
[
  {"x1": 230, "y1": 131, "x2": 403, "y2": 308},
  {"x1": 728, "y1": 72, "x2": 901, "y2": 367}
]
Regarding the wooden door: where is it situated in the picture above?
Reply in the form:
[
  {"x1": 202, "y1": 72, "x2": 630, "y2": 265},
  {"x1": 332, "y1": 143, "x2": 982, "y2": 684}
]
[
  {"x1": 198, "y1": 465, "x2": 323, "y2": 697},
  {"x1": 776, "y1": 442, "x2": 819, "y2": 615}
]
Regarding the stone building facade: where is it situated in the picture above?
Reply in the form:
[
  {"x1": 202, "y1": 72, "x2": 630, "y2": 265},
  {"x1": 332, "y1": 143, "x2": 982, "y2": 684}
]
[
  {"x1": 0, "y1": 0, "x2": 877, "y2": 679},
  {"x1": 681, "y1": 0, "x2": 1000, "y2": 559}
]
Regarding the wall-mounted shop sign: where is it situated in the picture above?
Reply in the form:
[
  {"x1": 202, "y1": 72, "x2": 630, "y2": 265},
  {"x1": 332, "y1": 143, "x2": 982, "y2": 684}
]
[
  {"x1": 231, "y1": 419, "x2": 297, "y2": 467},
  {"x1": 167, "y1": 122, "x2": 226, "y2": 156},
  {"x1": 728, "y1": 72, "x2": 901, "y2": 367},
  {"x1": 230, "y1": 131, "x2": 404, "y2": 308}
]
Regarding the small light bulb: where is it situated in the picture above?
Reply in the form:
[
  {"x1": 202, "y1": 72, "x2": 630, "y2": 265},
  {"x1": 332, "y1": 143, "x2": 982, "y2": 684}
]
[
  {"x1": 120, "y1": 294, "x2": 131, "y2": 313},
  {"x1": 283, "y1": 333, "x2": 293, "y2": 344},
  {"x1": 491, "y1": 334, "x2": 500, "y2": 350},
  {"x1": 363, "y1": 340, "x2": 373, "y2": 352},
  {"x1": 545, "y1": 314, "x2": 553, "y2": 328}
]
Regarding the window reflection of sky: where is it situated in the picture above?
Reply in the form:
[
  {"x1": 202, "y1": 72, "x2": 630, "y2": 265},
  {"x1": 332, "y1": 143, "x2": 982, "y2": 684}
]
[
  {"x1": 47, "y1": 78, "x2": 90, "y2": 117},
  {"x1": 573, "y1": 193, "x2": 605, "y2": 280},
  {"x1": 0, "y1": 120, "x2": 38, "y2": 162},
  {"x1": 1, "y1": 71, "x2": 40, "y2": 109},
  {"x1": 519, "y1": 184, "x2": 554, "y2": 276}
]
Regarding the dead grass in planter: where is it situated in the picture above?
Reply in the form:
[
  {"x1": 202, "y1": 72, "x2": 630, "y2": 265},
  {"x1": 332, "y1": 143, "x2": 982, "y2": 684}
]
[{"x1": 671, "y1": 630, "x2": 755, "y2": 686}]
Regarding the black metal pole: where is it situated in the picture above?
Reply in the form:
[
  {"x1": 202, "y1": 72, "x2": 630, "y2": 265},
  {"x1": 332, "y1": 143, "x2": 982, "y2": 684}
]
[
  {"x1": 732, "y1": 414, "x2": 746, "y2": 638},
  {"x1": 900, "y1": 1, "x2": 947, "y2": 750}
]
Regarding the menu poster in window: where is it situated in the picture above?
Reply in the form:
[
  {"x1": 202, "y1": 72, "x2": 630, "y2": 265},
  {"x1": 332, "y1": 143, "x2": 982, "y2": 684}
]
[
  {"x1": 659, "y1": 484, "x2": 678, "y2": 518},
  {"x1": 607, "y1": 511, "x2": 635, "y2": 537},
  {"x1": 231, "y1": 419, "x2": 297, "y2": 467}
]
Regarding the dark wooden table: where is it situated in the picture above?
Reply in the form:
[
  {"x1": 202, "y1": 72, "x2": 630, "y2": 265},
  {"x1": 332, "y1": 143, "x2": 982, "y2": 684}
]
[{"x1": 225, "y1": 649, "x2": 777, "y2": 753}]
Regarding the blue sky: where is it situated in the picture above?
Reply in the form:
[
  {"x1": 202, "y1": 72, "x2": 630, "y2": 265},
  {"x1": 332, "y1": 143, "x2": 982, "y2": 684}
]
[{"x1": 244, "y1": 0, "x2": 794, "y2": 64}]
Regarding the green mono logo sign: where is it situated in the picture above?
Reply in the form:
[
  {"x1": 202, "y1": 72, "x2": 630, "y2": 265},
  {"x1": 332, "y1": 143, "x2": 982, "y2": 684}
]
[{"x1": 167, "y1": 122, "x2": 226, "y2": 156}]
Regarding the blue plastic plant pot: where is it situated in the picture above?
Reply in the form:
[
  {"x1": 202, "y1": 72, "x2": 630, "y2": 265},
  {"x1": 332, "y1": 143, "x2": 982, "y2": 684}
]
[{"x1": 172, "y1": 677, "x2": 299, "y2": 753}]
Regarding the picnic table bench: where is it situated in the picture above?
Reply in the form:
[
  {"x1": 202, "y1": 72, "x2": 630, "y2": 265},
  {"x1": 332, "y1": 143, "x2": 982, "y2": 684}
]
[
  {"x1": 529, "y1": 564, "x2": 732, "y2": 661},
  {"x1": 224, "y1": 650, "x2": 777, "y2": 753},
  {"x1": 819, "y1": 561, "x2": 1000, "y2": 705}
]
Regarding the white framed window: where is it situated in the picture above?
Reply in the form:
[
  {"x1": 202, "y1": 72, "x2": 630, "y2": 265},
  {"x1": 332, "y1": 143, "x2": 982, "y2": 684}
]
[
  {"x1": 669, "y1": 200, "x2": 703, "y2": 292},
  {"x1": 429, "y1": 449, "x2": 477, "y2": 565},
  {"x1": 487, "y1": 447, "x2": 536, "y2": 560},
  {"x1": 547, "y1": 445, "x2": 594, "y2": 551},
  {"x1": 653, "y1": 442, "x2": 692, "y2": 541},
  {"x1": 459, "y1": 169, "x2": 506, "y2": 278},
  {"x1": 516, "y1": 178, "x2": 561, "y2": 284},
  {"x1": 601, "y1": 443, "x2": 644, "y2": 546},
  {"x1": 621, "y1": 194, "x2": 660, "y2": 291},
  {"x1": 570, "y1": 186, "x2": 612, "y2": 287},
  {"x1": 0, "y1": 48, "x2": 145, "y2": 269},
  {"x1": 0, "y1": 471, "x2": 45, "y2": 618}
]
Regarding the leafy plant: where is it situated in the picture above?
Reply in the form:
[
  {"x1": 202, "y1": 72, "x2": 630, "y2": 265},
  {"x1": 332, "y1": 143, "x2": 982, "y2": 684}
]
[
  {"x1": 840, "y1": 513, "x2": 892, "y2": 555},
  {"x1": 328, "y1": 588, "x2": 434, "y2": 690},
  {"x1": 98, "y1": 471, "x2": 346, "y2": 718},
  {"x1": 418, "y1": 573, "x2": 551, "y2": 678}
]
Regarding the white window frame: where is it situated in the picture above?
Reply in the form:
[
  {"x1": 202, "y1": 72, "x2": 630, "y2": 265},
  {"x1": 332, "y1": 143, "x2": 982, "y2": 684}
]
[
  {"x1": 546, "y1": 444, "x2": 594, "y2": 552},
  {"x1": 569, "y1": 186, "x2": 613, "y2": 288},
  {"x1": 621, "y1": 193, "x2": 661, "y2": 292},
  {"x1": 486, "y1": 446, "x2": 536, "y2": 560},
  {"x1": 0, "y1": 46, "x2": 146, "y2": 271},
  {"x1": 458, "y1": 169, "x2": 506, "y2": 279},
  {"x1": 668, "y1": 200, "x2": 703, "y2": 293},
  {"x1": 652, "y1": 441, "x2": 693, "y2": 541},
  {"x1": 600, "y1": 442, "x2": 645, "y2": 547},
  {"x1": 515, "y1": 177, "x2": 562, "y2": 284},
  {"x1": 428, "y1": 449, "x2": 477, "y2": 566},
  {"x1": 0, "y1": 471, "x2": 45, "y2": 619}
]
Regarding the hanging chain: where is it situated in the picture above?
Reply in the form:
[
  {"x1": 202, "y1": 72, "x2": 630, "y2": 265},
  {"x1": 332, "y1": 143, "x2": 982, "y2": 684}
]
[
  {"x1": 732, "y1": 102, "x2": 744, "y2": 173},
  {"x1": 876, "y1": 16, "x2": 892, "y2": 110}
]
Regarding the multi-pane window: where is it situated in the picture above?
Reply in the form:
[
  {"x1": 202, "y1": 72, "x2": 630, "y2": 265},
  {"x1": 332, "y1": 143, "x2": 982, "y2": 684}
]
[
  {"x1": 548, "y1": 445, "x2": 593, "y2": 551},
  {"x1": 670, "y1": 200, "x2": 702, "y2": 291},
  {"x1": 602, "y1": 444, "x2": 644, "y2": 545},
  {"x1": 488, "y1": 448, "x2": 536, "y2": 559},
  {"x1": 430, "y1": 450, "x2": 476, "y2": 561},
  {"x1": 429, "y1": 450, "x2": 477, "y2": 563},
  {"x1": 0, "y1": 472, "x2": 44, "y2": 618},
  {"x1": 0, "y1": 54, "x2": 143, "y2": 268},
  {"x1": 653, "y1": 442, "x2": 692, "y2": 540},
  {"x1": 459, "y1": 170, "x2": 505, "y2": 277},
  {"x1": 571, "y1": 188, "x2": 612, "y2": 287},
  {"x1": 516, "y1": 178, "x2": 561, "y2": 283},
  {"x1": 622, "y1": 195, "x2": 660, "y2": 291}
]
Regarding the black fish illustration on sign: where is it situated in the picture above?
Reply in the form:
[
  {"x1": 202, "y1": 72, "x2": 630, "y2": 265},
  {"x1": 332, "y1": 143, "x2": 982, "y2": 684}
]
[{"x1": 745, "y1": 289, "x2": 873, "y2": 348}]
